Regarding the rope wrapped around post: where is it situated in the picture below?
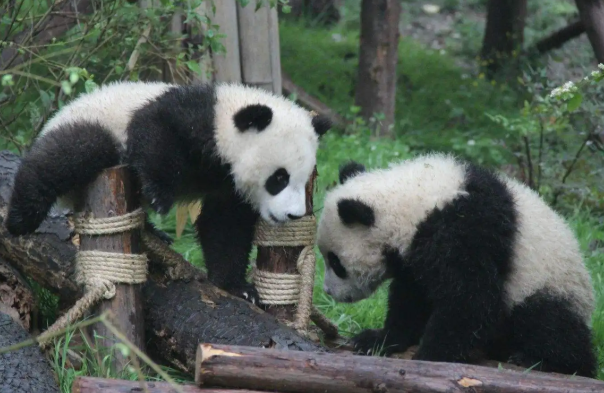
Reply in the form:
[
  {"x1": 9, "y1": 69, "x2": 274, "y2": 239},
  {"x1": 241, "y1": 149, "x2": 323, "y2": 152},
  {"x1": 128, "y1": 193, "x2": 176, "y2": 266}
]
[
  {"x1": 37, "y1": 208, "x2": 148, "y2": 348},
  {"x1": 252, "y1": 216, "x2": 338, "y2": 337}
]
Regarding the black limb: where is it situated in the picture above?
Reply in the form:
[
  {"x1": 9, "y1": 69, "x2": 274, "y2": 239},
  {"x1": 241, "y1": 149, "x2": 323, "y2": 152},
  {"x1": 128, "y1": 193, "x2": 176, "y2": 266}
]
[
  {"x1": 195, "y1": 192, "x2": 260, "y2": 304},
  {"x1": 507, "y1": 290, "x2": 598, "y2": 378},
  {"x1": 5, "y1": 122, "x2": 120, "y2": 236}
]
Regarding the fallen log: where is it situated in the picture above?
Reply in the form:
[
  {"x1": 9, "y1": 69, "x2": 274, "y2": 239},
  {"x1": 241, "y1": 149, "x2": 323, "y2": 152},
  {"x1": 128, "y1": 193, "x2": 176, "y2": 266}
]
[
  {"x1": 195, "y1": 343, "x2": 604, "y2": 393},
  {"x1": 71, "y1": 376, "x2": 269, "y2": 393},
  {"x1": 0, "y1": 150, "x2": 324, "y2": 376},
  {"x1": 532, "y1": 20, "x2": 585, "y2": 54},
  {"x1": 0, "y1": 312, "x2": 60, "y2": 393},
  {"x1": 0, "y1": 256, "x2": 35, "y2": 331}
]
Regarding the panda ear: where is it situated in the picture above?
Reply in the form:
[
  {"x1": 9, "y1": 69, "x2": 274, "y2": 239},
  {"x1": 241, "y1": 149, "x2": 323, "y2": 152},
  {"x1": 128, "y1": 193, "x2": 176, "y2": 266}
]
[
  {"x1": 339, "y1": 161, "x2": 366, "y2": 184},
  {"x1": 337, "y1": 198, "x2": 375, "y2": 227},
  {"x1": 311, "y1": 114, "x2": 332, "y2": 137},
  {"x1": 234, "y1": 104, "x2": 273, "y2": 132}
]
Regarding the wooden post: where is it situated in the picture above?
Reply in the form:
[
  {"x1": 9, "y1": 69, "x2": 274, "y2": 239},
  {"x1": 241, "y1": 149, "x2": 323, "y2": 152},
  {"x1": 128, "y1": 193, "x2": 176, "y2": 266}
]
[
  {"x1": 195, "y1": 343, "x2": 604, "y2": 393},
  {"x1": 78, "y1": 166, "x2": 145, "y2": 371}
]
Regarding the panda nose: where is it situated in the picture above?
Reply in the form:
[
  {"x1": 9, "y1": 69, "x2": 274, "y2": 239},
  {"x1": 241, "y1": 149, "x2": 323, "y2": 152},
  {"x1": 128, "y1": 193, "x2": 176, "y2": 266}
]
[{"x1": 287, "y1": 213, "x2": 304, "y2": 220}]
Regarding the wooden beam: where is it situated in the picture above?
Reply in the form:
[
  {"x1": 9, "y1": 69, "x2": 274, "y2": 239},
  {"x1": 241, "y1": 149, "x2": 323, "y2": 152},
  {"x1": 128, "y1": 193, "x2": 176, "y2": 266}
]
[
  {"x1": 195, "y1": 343, "x2": 604, "y2": 393},
  {"x1": 76, "y1": 165, "x2": 146, "y2": 372},
  {"x1": 71, "y1": 376, "x2": 269, "y2": 393}
]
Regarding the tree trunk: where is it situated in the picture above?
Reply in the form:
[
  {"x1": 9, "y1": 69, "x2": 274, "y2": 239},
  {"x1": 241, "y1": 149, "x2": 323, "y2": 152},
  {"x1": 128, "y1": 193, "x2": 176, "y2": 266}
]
[
  {"x1": 354, "y1": 0, "x2": 401, "y2": 137},
  {"x1": 195, "y1": 344, "x2": 604, "y2": 393},
  {"x1": 575, "y1": 0, "x2": 604, "y2": 64},
  {"x1": 0, "y1": 150, "x2": 324, "y2": 377},
  {"x1": 481, "y1": 0, "x2": 527, "y2": 76}
]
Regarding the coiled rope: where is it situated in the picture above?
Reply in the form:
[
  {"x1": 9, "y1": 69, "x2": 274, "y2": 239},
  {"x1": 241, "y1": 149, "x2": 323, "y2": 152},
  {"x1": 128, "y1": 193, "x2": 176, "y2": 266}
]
[
  {"x1": 37, "y1": 208, "x2": 148, "y2": 348},
  {"x1": 252, "y1": 216, "x2": 338, "y2": 336}
]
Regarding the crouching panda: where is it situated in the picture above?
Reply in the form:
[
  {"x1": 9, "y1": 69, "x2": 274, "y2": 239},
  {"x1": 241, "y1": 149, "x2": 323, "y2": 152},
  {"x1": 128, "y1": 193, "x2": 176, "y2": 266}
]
[
  {"x1": 316, "y1": 153, "x2": 597, "y2": 377},
  {"x1": 5, "y1": 81, "x2": 331, "y2": 304}
]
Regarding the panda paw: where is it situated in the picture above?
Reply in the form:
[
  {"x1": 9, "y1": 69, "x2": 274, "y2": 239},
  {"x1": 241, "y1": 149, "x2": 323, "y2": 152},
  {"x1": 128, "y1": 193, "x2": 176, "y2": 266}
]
[
  {"x1": 351, "y1": 329, "x2": 390, "y2": 356},
  {"x1": 228, "y1": 283, "x2": 260, "y2": 306},
  {"x1": 508, "y1": 352, "x2": 542, "y2": 370}
]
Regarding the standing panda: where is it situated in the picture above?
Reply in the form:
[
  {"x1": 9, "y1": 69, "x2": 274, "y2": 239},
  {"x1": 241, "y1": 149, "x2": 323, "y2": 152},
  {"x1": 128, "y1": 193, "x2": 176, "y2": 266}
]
[
  {"x1": 5, "y1": 80, "x2": 331, "y2": 304},
  {"x1": 316, "y1": 153, "x2": 597, "y2": 377}
]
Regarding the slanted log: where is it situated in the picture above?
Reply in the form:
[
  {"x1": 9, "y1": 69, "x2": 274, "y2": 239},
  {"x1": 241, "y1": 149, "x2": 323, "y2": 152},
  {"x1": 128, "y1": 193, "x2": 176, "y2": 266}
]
[
  {"x1": 532, "y1": 20, "x2": 585, "y2": 54},
  {"x1": 71, "y1": 376, "x2": 268, "y2": 393},
  {"x1": 0, "y1": 312, "x2": 60, "y2": 393},
  {"x1": 195, "y1": 343, "x2": 604, "y2": 393},
  {"x1": 75, "y1": 165, "x2": 145, "y2": 371},
  {"x1": 0, "y1": 150, "x2": 323, "y2": 377},
  {"x1": 282, "y1": 73, "x2": 346, "y2": 129}
]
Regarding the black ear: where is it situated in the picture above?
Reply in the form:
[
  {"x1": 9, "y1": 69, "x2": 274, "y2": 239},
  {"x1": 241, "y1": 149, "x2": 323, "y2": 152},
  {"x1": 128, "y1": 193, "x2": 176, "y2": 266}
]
[
  {"x1": 337, "y1": 198, "x2": 375, "y2": 227},
  {"x1": 339, "y1": 161, "x2": 366, "y2": 184},
  {"x1": 311, "y1": 114, "x2": 332, "y2": 137},
  {"x1": 233, "y1": 104, "x2": 273, "y2": 132}
]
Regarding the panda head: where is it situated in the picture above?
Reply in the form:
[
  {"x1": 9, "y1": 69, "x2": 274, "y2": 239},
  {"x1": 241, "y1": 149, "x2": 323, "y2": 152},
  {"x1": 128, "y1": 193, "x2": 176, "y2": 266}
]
[
  {"x1": 214, "y1": 84, "x2": 331, "y2": 224},
  {"x1": 316, "y1": 161, "x2": 388, "y2": 303}
]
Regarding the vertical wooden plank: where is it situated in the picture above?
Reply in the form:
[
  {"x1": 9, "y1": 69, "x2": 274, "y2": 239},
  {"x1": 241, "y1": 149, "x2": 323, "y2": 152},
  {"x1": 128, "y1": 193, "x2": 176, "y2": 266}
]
[
  {"x1": 267, "y1": 5, "x2": 282, "y2": 94},
  {"x1": 79, "y1": 166, "x2": 145, "y2": 372},
  {"x1": 237, "y1": 2, "x2": 273, "y2": 91},
  {"x1": 211, "y1": 0, "x2": 242, "y2": 83}
]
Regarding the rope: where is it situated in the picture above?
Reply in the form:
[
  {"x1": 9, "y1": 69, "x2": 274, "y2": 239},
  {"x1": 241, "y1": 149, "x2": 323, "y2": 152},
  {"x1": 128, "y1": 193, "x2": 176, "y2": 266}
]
[
  {"x1": 38, "y1": 208, "x2": 147, "y2": 348},
  {"x1": 252, "y1": 215, "x2": 336, "y2": 334}
]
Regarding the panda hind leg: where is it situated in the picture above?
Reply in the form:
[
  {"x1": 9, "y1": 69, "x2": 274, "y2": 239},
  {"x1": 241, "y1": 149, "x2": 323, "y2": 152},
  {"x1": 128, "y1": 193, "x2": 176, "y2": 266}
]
[
  {"x1": 508, "y1": 290, "x2": 598, "y2": 378},
  {"x1": 5, "y1": 122, "x2": 120, "y2": 236}
]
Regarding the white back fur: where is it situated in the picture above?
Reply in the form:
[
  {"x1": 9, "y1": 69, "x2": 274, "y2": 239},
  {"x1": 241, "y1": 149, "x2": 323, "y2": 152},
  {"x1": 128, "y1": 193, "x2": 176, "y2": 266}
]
[
  {"x1": 317, "y1": 153, "x2": 594, "y2": 323},
  {"x1": 40, "y1": 81, "x2": 174, "y2": 148}
]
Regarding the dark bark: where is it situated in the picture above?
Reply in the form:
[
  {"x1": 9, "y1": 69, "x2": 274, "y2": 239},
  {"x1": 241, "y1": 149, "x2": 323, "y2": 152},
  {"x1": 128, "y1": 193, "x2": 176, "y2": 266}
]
[
  {"x1": 0, "y1": 257, "x2": 35, "y2": 331},
  {"x1": 532, "y1": 20, "x2": 585, "y2": 54},
  {"x1": 195, "y1": 344, "x2": 604, "y2": 393},
  {"x1": 0, "y1": 0, "x2": 102, "y2": 71},
  {"x1": 0, "y1": 312, "x2": 60, "y2": 393},
  {"x1": 481, "y1": 0, "x2": 528, "y2": 76},
  {"x1": 76, "y1": 166, "x2": 146, "y2": 372},
  {"x1": 0, "y1": 150, "x2": 323, "y2": 377},
  {"x1": 72, "y1": 376, "x2": 268, "y2": 393},
  {"x1": 354, "y1": 0, "x2": 401, "y2": 137},
  {"x1": 575, "y1": 0, "x2": 604, "y2": 64}
]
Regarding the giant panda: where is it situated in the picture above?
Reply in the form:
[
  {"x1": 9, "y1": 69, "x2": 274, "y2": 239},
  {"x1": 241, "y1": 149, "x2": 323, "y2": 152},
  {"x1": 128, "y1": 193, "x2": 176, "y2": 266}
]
[
  {"x1": 4, "y1": 80, "x2": 331, "y2": 303},
  {"x1": 316, "y1": 153, "x2": 597, "y2": 377}
]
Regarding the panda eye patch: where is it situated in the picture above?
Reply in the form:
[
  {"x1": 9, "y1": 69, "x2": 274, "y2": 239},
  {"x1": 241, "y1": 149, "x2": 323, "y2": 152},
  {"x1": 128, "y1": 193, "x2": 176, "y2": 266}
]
[
  {"x1": 327, "y1": 252, "x2": 347, "y2": 279},
  {"x1": 265, "y1": 168, "x2": 290, "y2": 196}
]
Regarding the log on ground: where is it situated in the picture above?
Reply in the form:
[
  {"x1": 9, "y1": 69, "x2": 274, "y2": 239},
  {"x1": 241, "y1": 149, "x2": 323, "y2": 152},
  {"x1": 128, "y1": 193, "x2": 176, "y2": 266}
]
[
  {"x1": 0, "y1": 312, "x2": 60, "y2": 393},
  {"x1": 71, "y1": 376, "x2": 270, "y2": 393},
  {"x1": 195, "y1": 343, "x2": 604, "y2": 393},
  {"x1": 0, "y1": 150, "x2": 324, "y2": 377}
]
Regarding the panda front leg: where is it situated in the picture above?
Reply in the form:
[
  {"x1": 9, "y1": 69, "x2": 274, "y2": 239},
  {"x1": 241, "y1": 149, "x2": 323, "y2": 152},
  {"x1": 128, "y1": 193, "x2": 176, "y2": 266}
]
[
  {"x1": 195, "y1": 192, "x2": 260, "y2": 304},
  {"x1": 351, "y1": 268, "x2": 431, "y2": 356}
]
